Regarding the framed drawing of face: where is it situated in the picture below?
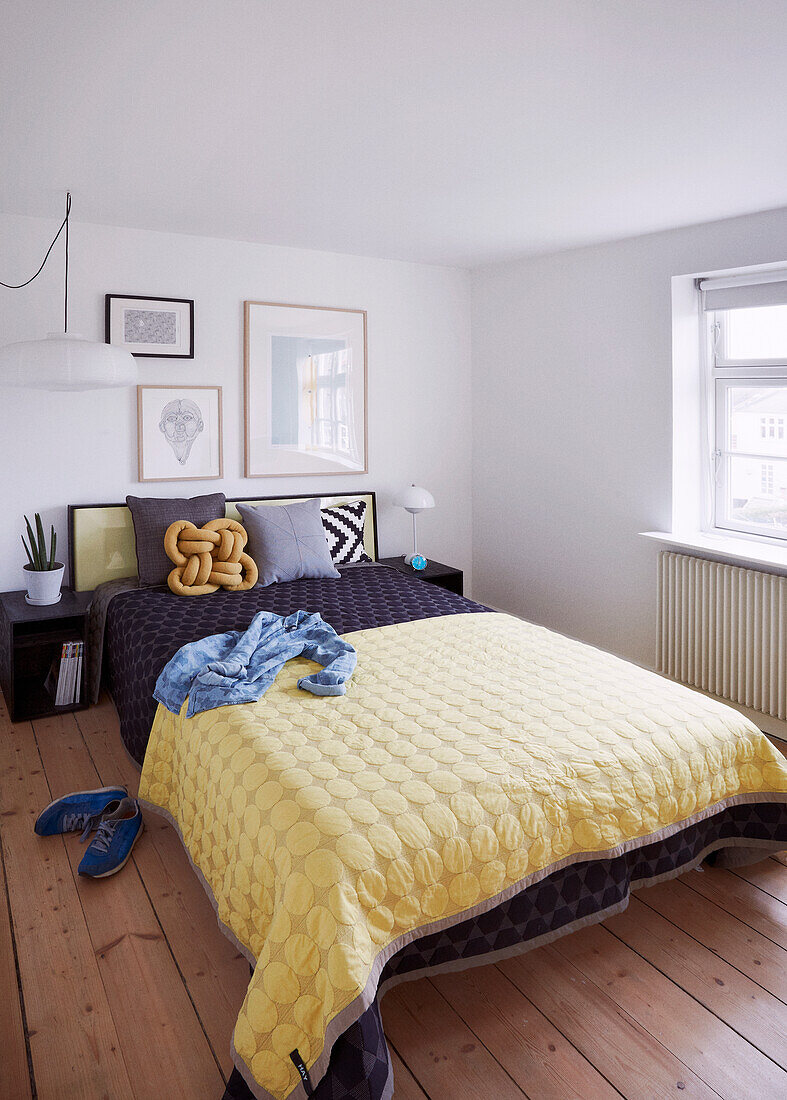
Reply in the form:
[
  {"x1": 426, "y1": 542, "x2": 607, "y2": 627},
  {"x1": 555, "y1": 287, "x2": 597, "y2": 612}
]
[
  {"x1": 106, "y1": 295, "x2": 194, "y2": 358},
  {"x1": 137, "y1": 385, "x2": 222, "y2": 482},
  {"x1": 244, "y1": 300, "x2": 367, "y2": 477}
]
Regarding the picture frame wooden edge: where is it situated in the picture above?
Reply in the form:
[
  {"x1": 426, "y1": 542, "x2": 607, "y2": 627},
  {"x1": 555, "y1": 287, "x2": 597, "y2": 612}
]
[
  {"x1": 105, "y1": 294, "x2": 195, "y2": 359},
  {"x1": 242, "y1": 299, "x2": 368, "y2": 478},
  {"x1": 136, "y1": 383, "x2": 223, "y2": 483}
]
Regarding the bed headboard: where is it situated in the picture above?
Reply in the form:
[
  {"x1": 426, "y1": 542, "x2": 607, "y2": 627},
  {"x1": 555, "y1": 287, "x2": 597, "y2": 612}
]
[{"x1": 68, "y1": 492, "x2": 379, "y2": 592}]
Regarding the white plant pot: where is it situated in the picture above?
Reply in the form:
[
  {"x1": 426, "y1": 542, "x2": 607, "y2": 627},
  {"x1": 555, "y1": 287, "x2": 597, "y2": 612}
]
[{"x1": 23, "y1": 562, "x2": 65, "y2": 605}]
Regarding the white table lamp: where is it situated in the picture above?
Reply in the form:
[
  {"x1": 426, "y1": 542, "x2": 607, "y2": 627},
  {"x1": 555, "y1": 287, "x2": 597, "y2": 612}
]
[{"x1": 397, "y1": 484, "x2": 435, "y2": 565}]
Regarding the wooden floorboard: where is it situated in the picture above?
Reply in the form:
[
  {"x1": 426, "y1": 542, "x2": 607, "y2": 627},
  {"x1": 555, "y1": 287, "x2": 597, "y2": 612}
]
[
  {"x1": 1, "y1": 692, "x2": 785, "y2": 1099},
  {"x1": 682, "y1": 865, "x2": 787, "y2": 949},
  {"x1": 639, "y1": 876, "x2": 787, "y2": 1003},
  {"x1": 382, "y1": 979, "x2": 525, "y2": 1099},
  {"x1": 0, "y1": 810, "x2": 33, "y2": 1100},
  {"x1": 606, "y1": 895, "x2": 787, "y2": 1066},
  {"x1": 0, "y1": 705, "x2": 135, "y2": 1100},
  {"x1": 552, "y1": 922, "x2": 787, "y2": 1098},
  {"x1": 429, "y1": 963, "x2": 621, "y2": 1099},
  {"x1": 32, "y1": 710, "x2": 225, "y2": 1100},
  {"x1": 499, "y1": 940, "x2": 718, "y2": 1099},
  {"x1": 388, "y1": 1047, "x2": 429, "y2": 1099},
  {"x1": 74, "y1": 699, "x2": 250, "y2": 1078},
  {"x1": 733, "y1": 858, "x2": 787, "y2": 904}
]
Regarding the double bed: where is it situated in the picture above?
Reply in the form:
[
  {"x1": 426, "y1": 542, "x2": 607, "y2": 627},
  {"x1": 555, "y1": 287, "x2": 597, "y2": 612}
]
[{"x1": 73, "y1": 494, "x2": 787, "y2": 1100}]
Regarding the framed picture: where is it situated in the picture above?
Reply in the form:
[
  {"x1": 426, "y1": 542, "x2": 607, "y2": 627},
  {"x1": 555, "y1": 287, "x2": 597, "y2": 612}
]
[
  {"x1": 244, "y1": 300, "x2": 367, "y2": 477},
  {"x1": 137, "y1": 385, "x2": 222, "y2": 482},
  {"x1": 106, "y1": 295, "x2": 194, "y2": 358}
]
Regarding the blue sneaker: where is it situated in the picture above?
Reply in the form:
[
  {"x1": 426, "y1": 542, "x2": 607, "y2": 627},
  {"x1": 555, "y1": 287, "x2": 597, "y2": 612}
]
[
  {"x1": 34, "y1": 785, "x2": 128, "y2": 837},
  {"x1": 78, "y1": 797, "x2": 143, "y2": 878}
]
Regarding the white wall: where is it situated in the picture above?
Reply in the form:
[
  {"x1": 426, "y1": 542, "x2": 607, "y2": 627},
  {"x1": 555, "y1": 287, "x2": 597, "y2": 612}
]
[
  {"x1": 0, "y1": 213, "x2": 472, "y2": 593},
  {"x1": 471, "y1": 206, "x2": 787, "y2": 668}
]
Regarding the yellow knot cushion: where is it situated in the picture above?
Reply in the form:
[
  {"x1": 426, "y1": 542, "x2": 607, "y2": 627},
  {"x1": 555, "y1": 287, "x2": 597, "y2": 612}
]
[{"x1": 164, "y1": 518, "x2": 258, "y2": 595}]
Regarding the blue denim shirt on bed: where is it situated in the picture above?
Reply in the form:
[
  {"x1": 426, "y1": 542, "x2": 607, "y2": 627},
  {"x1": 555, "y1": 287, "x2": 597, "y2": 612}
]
[{"x1": 153, "y1": 610, "x2": 357, "y2": 717}]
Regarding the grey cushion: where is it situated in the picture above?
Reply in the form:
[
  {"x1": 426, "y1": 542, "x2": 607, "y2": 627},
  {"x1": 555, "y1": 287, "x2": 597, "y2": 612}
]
[
  {"x1": 237, "y1": 499, "x2": 340, "y2": 586},
  {"x1": 126, "y1": 493, "x2": 226, "y2": 586}
]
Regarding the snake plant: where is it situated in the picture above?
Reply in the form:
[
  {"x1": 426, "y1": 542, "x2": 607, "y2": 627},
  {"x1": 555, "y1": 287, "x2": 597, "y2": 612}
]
[{"x1": 21, "y1": 513, "x2": 58, "y2": 571}]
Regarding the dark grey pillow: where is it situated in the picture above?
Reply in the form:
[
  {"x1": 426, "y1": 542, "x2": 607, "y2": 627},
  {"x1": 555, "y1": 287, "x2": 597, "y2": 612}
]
[
  {"x1": 237, "y1": 499, "x2": 340, "y2": 586},
  {"x1": 126, "y1": 492, "x2": 226, "y2": 586}
]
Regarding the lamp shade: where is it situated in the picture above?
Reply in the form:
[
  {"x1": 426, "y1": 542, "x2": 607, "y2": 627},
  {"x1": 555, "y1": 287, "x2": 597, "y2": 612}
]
[
  {"x1": 0, "y1": 332, "x2": 137, "y2": 391},
  {"x1": 397, "y1": 484, "x2": 435, "y2": 513}
]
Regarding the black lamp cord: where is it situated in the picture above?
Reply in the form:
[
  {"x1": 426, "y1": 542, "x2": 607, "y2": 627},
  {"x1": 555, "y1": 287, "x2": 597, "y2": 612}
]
[{"x1": 0, "y1": 192, "x2": 71, "y2": 332}]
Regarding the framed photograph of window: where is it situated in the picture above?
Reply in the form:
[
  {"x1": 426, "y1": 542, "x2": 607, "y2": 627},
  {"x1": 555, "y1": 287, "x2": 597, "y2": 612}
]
[
  {"x1": 137, "y1": 385, "x2": 223, "y2": 482},
  {"x1": 244, "y1": 300, "x2": 367, "y2": 477},
  {"x1": 106, "y1": 295, "x2": 194, "y2": 358}
]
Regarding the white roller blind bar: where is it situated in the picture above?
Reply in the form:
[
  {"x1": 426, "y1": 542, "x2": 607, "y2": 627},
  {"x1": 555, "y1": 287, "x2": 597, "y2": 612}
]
[
  {"x1": 701, "y1": 270, "x2": 787, "y2": 291},
  {"x1": 701, "y1": 269, "x2": 787, "y2": 311}
]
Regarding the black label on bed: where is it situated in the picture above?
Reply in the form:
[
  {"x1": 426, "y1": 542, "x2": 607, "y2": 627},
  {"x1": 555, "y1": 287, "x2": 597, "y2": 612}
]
[{"x1": 290, "y1": 1050, "x2": 314, "y2": 1095}]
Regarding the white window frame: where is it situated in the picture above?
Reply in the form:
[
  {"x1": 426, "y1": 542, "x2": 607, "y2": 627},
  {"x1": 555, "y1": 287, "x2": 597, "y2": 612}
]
[{"x1": 705, "y1": 310, "x2": 787, "y2": 544}]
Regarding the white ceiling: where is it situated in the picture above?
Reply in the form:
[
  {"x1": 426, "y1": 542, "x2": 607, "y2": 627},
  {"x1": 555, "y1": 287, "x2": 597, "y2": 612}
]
[{"x1": 3, "y1": 1, "x2": 787, "y2": 267}]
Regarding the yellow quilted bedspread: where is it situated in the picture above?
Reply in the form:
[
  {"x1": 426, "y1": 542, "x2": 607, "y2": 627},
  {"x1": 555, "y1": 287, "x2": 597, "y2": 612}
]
[{"x1": 139, "y1": 612, "x2": 787, "y2": 1100}]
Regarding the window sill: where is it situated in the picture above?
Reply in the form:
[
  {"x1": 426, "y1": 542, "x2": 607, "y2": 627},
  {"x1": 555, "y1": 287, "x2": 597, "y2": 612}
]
[{"x1": 640, "y1": 530, "x2": 787, "y2": 575}]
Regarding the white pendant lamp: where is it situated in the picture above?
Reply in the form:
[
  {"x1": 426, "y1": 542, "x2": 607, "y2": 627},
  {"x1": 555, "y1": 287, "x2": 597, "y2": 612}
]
[
  {"x1": 0, "y1": 332, "x2": 137, "y2": 391},
  {"x1": 0, "y1": 193, "x2": 137, "y2": 390}
]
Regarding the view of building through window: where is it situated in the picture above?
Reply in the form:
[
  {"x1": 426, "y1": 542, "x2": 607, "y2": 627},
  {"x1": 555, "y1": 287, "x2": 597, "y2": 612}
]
[
  {"x1": 713, "y1": 301, "x2": 787, "y2": 539},
  {"x1": 722, "y1": 386, "x2": 787, "y2": 535}
]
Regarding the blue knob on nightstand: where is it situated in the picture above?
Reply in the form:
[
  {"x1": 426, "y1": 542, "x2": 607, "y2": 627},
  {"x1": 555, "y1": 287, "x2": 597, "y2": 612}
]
[{"x1": 411, "y1": 555, "x2": 427, "y2": 571}]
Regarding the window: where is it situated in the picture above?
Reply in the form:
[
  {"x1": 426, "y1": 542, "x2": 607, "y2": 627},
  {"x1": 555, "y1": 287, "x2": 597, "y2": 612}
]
[
  {"x1": 759, "y1": 415, "x2": 785, "y2": 440},
  {"x1": 701, "y1": 274, "x2": 787, "y2": 542},
  {"x1": 309, "y1": 349, "x2": 355, "y2": 457}
]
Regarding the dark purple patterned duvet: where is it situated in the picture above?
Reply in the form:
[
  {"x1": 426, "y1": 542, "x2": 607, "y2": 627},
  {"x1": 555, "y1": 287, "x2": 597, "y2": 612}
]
[{"x1": 103, "y1": 564, "x2": 487, "y2": 765}]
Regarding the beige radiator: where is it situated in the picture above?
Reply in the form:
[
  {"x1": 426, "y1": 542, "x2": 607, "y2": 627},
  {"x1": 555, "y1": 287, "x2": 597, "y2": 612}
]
[{"x1": 656, "y1": 551, "x2": 787, "y2": 721}]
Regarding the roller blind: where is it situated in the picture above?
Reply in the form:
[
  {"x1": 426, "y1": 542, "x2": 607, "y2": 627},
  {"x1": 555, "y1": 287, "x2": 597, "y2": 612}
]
[{"x1": 701, "y1": 270, "x2": 787, "y2": 311}]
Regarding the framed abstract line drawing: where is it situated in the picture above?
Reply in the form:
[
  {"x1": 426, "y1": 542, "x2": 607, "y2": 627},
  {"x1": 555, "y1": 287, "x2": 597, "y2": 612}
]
[
  {"x1": 106, "y1": 295, "x2": 194, "y2": 358},
  {"x1": 244, "y1": 300, "x2": 367, "y2": 477},
  {"x1": 137, "y1": 385, "x2": 222, "y2": 482}
]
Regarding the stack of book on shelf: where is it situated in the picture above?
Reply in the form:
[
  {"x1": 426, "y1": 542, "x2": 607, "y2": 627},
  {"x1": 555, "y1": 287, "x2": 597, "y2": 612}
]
[{"x1": 45, "y1": 641, "x2": 84, "y2": 707}]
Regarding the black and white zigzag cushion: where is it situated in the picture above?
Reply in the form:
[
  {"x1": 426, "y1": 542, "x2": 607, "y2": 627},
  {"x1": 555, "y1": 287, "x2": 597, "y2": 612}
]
[{"x1": 321, "y1": 500, "x2": 372, "y2": 565}]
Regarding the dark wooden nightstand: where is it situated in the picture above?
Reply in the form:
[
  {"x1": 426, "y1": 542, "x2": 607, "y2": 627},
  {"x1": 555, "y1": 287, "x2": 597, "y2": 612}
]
[
  {"x1": 378, "y1": 556, "x2": 464, "y2": 596},
  {"x1": 0, "y1": 589, "x2": 92, "y2": 722}
]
